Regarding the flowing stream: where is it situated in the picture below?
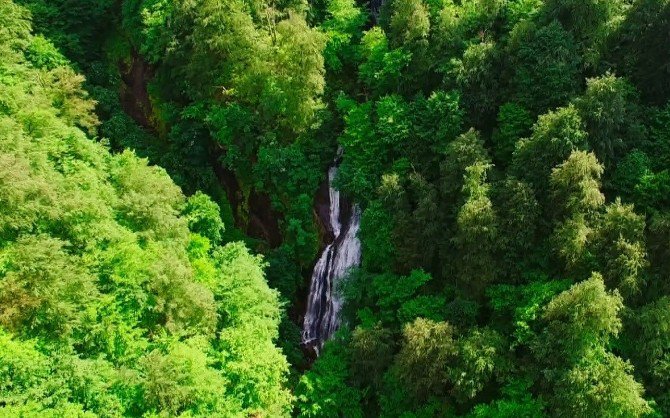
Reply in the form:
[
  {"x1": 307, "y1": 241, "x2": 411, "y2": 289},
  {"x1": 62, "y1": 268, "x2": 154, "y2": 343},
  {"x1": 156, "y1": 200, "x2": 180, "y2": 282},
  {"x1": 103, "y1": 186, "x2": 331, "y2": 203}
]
[{"x1": 302, "y1": 162, "x2": 361, "y2": 355}]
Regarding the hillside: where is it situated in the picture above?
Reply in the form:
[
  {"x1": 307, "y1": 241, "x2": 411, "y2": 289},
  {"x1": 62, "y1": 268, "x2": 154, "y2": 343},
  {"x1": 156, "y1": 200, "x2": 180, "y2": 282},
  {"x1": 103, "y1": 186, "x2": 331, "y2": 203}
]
[{"x1": 2, "y1": 0, "x2": 670, "y2": 416}]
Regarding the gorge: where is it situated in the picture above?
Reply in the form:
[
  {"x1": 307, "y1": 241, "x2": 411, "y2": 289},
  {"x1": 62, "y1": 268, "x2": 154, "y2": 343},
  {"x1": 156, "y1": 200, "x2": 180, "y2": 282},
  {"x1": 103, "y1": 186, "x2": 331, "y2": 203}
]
[{"x1": 302, "y1": 158, "x2": 362, "y2": 355}]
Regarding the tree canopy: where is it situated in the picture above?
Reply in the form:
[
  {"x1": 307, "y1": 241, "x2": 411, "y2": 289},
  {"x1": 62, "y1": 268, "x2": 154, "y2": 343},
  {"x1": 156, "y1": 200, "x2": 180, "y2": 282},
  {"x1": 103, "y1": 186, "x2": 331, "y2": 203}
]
[{"x1": 4, "y1": 0, "x2": 670, "y2": 416}]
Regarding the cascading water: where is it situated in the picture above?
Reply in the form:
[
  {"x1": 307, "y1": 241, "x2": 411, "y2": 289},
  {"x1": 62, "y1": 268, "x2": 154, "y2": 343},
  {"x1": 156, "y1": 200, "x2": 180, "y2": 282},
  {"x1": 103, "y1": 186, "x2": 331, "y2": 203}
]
[{"x1": 302, "y1": 161, "x2": 361, "y2": 355}]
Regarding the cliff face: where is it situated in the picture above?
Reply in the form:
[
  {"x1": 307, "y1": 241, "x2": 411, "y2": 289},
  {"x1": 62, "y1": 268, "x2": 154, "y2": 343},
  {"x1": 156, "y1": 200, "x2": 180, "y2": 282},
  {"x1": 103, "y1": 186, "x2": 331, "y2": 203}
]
[
  {"x1": 119, "y1": 51, "x2": 154, "y2": 130},
  {"x1": 117, "y1": 52, "x2": 287, "y2": 249}
]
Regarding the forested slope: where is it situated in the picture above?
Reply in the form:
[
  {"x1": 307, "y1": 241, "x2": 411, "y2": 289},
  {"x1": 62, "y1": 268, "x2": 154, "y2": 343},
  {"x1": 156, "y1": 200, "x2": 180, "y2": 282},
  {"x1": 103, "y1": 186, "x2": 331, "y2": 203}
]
[
  {"x1": 3, "y1": 0, "x2": 670, "y2": 416},
  {"x1": 0, "y1": 2, "x2": 290, "y2": 416}
]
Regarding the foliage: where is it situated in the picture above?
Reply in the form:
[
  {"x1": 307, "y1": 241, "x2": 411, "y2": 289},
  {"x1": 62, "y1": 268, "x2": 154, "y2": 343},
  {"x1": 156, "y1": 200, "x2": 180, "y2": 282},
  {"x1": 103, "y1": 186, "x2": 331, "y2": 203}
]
[
  {"x1": 0, "y1": 7, "x2": 291, "y2": 416},
  {"x1": 5, "y1": 0, "x2": 670, "y2": 415}
]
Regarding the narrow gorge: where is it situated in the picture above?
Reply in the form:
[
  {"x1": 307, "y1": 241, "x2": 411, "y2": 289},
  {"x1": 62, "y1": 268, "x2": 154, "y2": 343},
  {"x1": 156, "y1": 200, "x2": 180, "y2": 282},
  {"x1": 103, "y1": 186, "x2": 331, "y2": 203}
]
[{"x1": 302, "y1": 157, "x2": 361, "y2": 355}]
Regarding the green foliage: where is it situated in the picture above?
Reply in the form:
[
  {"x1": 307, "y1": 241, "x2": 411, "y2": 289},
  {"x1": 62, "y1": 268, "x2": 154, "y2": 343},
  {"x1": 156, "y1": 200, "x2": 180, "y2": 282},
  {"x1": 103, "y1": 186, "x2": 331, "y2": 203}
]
[
  {"x1": 645, "y1": 102, "x2": 670, "y2": 170},
  {"x1": 183, "y1": 191, "x2": 225, "y2": 244},
  {"x1": 295, "y1": 332, "x2": 363, "y2": 418},
  {"x1": 593, "y1": 199, "x2": 647, "y2": 296},
  {"x1": 360, "y1": 200, "x2": 396, "y2": 272},
  {"x1": 0, "y1": 7, "x2": 291, "y2": 416},
  {"x1": 541, "y1": 0, "x2": 623, "y2": 67},
  {"x1": 358, "y1": 28, "x2": 412, "y2": 96},
  {"x1": 6, "y1": 0, "x2": 670, "y2": 415},
  {"x1": 488, "y1": 278, "x2": 571, "y2": 346},
  {"x1": 624, "y1": 297, "x2": 670, "y2": 414},
  {"x1": 453, "y1": 162, "x2": 498, "y2": 295},
  {"x1": 550, "y1": 150, "x2": 605, "y2": 216},
  {"x1": 492, "y1": 103, "x2": 533, "y2": 165},
  {"x1": 573, "y1": 73, "x2": 645, "y2": 165},
  {"x1": 389, "y1": 0, "x2": 431, "y2": 45},
  {"x1": 0, "y1": 236, "x2": 98, "y2": 340},
  {"x1": 372, "y1": 269, "x2": 434, "y2": 324},
  {"x1": 536, "y1": 273, "x2": 623, "y2": 361},
  {"x1": 321, "y1": 0, "x2": 366, "y2": 74},
  {"x1": 534, "y1": 274, "x2": 651, "y2": 416},
  {"x1": 449, "y1": 41, "x2": 501, "y2": 124},
  {"x1": 469, "y1": 379, "x2": 545, "y2": 417},
  {"x1": 507, "y1": 21, "x2": 580, "y2": 114},
  {"x1": 448, "y1": 327, "x2": 506, "y2": 401},
  {"x1": 349, "y1": 323, "x2": 394, "y2": 388},
  {"x1": 139, "y1": 339, "x2": 240, "y2": 416},
  {"x1": 551, "y1": 349, "x2": 651, "y2": 417},
  {"x1": 607, "y1": 0, "x2": 670, "y2": 105},
  {"x1": 391, "y1": 318, "x2": 457, "y2": 400},
  {"x1": 491, "y1": 178, "x2": 540, "y2": 276},
  {"x1": 512, "y1": 105, "x2": 588, "y2": 195},
  {"x1": 441, "y1": 129, "x2": 490, "y2": 200}
]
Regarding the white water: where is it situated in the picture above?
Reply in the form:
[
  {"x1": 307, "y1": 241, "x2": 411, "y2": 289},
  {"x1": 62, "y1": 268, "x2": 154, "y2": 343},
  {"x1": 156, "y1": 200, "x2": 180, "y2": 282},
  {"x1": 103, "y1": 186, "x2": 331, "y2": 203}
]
[{"x1": 302, "y1": 164, "x2": 361, "y2": 353}]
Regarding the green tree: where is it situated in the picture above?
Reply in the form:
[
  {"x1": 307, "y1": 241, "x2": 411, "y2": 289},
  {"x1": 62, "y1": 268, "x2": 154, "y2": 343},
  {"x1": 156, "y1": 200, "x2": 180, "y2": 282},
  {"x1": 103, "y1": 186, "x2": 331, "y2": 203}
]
[
  {"x1": 507, "y1": 21, "x2": 580, "y2": 114},
  {"x1": 550, "y1": 150, "x2": 605, "y2": 217},
  {"x1": 536, "y1": 273, "x2": 622, "y2": 362},
  {"x1": 183, "y1": 191, "x2": 225, "y2": 244},
  {"x1": 440, "y1": 129, "x2": 490, "y2": 202},
  {"x1": 453, "y1": 162, "x2": 498, "y2": 295},
  {"x1": 449, "y1": 41, "x2": 501, "y2": 125},
  {"x1": 492, "y1": 103, "x2": 533, "y2": 166},
  {"x1": 389, "y1": 0, "x2": 430, "y2": 45},
  {"x1": 391, "y1": 318, "x2": 457, "y2": 401},
  {"x1": 358, "y1": 28, "x2": 412, "y2": 96},
  {"x1": 534, "y1": 273, "x2": 650, "y2": 417},
  {"x1": 0, "y1": 236, "x2": 98, "y2": 341},
  {"x1": 491, "y1": 178, "x2": 540, "y2": 277},
  {"x1": 512, "y1": 106, "x2": 588, "y2": 196},
  {"x1": 593, "y1": 199, "x2": 647, "y2": 296},
  {"x1": 295, "y1": 333, "x2": 363, "y2": 418},
  {"x1": 573, "y1": 74, "x2": 645, "y2": 165},
  {"x1": 624, "y1": 297, "x2": 670, "y2": 414}
]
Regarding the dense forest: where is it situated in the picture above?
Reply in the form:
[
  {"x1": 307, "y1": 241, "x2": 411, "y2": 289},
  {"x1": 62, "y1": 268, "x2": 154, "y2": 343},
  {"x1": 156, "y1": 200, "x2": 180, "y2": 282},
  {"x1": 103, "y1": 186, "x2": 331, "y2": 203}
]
[{"x1": 1, "y1": 0, "x2": 670, "y2": 416}]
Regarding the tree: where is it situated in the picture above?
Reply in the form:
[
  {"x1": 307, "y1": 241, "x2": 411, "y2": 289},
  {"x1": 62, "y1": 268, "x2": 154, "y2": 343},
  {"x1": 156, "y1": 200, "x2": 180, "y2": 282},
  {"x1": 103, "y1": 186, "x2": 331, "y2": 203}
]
[
  {"x1": 550, "y1": 150, "x2": 604, "y2": 217},
  {"x1": 183, "y1": 191, "x2": 225, "y2": 244},
  {"x1": 491, "y1": 102, "x2": 533, "y2": 166},
  {"x1": 320, "y1": 0, "x2": 366, "y2": 75},
  {"x1": 449, "y1": 327, "x2": 506, "y2": 401},
  {"x1": 491, "y1": 177, "x2": 540, "y2": 277},
  {"x1": 453, "y1": 162, "x2": 498, "y2": 295},
  {"x1": 541, "y1": 0, "x2": 624, "y2": 66},
  {"x1": 295, "y1": 333, "x2": 363, "y2": 418},
  {"x1": 624, "y1": 297, "x2": 670, "y2": 414},
  {"x1": 549, "y1": 151, "x2": 604, "y2": 274},
  {"x1": 349, "y1": 323, "x2": 394, "y2": 389},
  {"x1": 593, "y1": 200, "x2": 647, "y2": 296},
  {"x1": 389, "y1": 0, "x2": 430, "y2": 45},
  {"x1": 358, "y1": 28, "x2": 412, "y2": 96},
  {"x1": 0, "y1": 235, "x2": 98, "y2": 341},
  {"x1": 440, "y1": 129, "x2": 490, "y2": 203},
  {"x1": 449, "y1": 41, "x2": 502, "y2": 125},
  {"x1": 536, "y1": 273, "x2": 622, "y2": 362},
  {"x1": 512, "y1": 106, "x2": 587, "y2": 196},
  {"x1": 212, "y1": 243, "x2": 292, "y2": 415},
  {"x1": 140, "y1": 339, "x2": 240, "y2": 416},
  {"x1": 0, "y1": 8, "x2": 292, "y2": 415},
  {"x1": 551, "y1": 349, "x2": 651, "y2": 418},
  {"x1": 371, "y1": 269, "x2": 434, "y2": 325},
  {"x1": 535, "y1": 273, "x2": 651, "y2": 417},
  {"x1": 507, "y1": 21, "x2": 580, "y2": 114},
  {"x1": 270, "y1": 14, "x2": 327, "y2": 133},
  {"x1": 572, "y1": 74, "x2": 645, "y2": 165},
  {"x1": 391, "y1": 318, "x2": 457, "y2": 401},
  {"x1": 607, "y1": 0, "x2": 670, "y2": 105},
  {"x1": 468, "y1": 379, "x2": 545, "y2": 418}
]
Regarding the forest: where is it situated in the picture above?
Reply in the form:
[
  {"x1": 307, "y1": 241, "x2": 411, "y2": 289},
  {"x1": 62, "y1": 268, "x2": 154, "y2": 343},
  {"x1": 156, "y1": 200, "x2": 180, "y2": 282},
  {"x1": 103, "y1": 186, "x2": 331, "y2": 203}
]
[{"x1": 1, "y1": 0, "x2": 670, "y2": 416}]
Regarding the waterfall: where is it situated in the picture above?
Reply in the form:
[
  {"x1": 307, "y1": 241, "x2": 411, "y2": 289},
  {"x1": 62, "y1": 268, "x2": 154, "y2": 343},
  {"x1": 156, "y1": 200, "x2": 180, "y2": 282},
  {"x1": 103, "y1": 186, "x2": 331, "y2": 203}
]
[{"x1": 302, "y1": 162, "x2": 361, "y2": 354}]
